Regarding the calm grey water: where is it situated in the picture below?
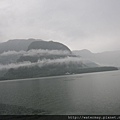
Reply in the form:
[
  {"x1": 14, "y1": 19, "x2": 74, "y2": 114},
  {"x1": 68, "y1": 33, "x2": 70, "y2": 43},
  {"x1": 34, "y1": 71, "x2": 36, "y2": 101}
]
[{"x1": 0, "y1": 70, "x2": 120, "y2": 115}]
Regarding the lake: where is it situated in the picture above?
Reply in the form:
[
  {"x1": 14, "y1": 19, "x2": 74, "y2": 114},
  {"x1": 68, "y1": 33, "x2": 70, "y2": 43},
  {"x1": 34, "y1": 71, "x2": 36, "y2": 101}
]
[{"x1": 0, "y1": 70, "x2": 120, "y2": 115}]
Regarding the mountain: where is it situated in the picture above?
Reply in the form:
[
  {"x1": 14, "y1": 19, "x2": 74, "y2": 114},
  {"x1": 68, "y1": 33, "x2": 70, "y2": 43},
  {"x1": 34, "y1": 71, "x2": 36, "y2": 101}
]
[
  {"x1": 73, "y1": 49, "x2": 93, "y2": 57},
  {"x1": 1, "y1": 60, "x2": 117, "y2": 80},
  {"x1": 27, "y1": 40, "x2": 71, "y2": 52},
  {"x1": 0, "y1": 54, "x2": 21, "y2": 65},
  {"x1": 73, "y1": 49, "x2": 120, "y2": 67},
  {"x1": 17, "y1": 40, "x2": 72, "y2": 62},
  {"x1": 0, "y1": 39, "x2": 40, "y2": 64},
  {"x1": 0, "y1": 38, "x2": 37, "y2": 54},
  {"x1": 0, "y1": 39, "x2": 72, "y2": 65},
  {"x1": 0, "y1": 40, "x2": 118, "y2": 81}
]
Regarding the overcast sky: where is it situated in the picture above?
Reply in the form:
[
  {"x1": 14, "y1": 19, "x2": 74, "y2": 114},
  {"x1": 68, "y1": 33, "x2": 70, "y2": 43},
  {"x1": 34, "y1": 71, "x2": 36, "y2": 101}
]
[{"x1": 0, "y1": 0, "x2": 120, "y2": 52}]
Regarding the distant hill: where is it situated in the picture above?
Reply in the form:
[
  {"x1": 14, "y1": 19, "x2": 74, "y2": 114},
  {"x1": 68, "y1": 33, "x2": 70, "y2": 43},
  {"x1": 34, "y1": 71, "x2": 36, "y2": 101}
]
[
  {"x1": 17, "y1": 40, "x2": 72, "y2": 62},
  {"x1": 0, "y1": 39, "x2": 72, "y2": 64},
  {"x1": 0, "y1": 40, "x2": 118, "y2": 81},
  {"x1": 73, "y1": 49, "x2": 120, "y2": 67},
  {"x1": 28, "y1": 41, "x2": 71, "y2": 52},
  {"x1": 0, "y1": 39, "x2": 42, "y2": 64},
  {"x1": 0, "y1": 38, "x2": 38, "y2": 54}
]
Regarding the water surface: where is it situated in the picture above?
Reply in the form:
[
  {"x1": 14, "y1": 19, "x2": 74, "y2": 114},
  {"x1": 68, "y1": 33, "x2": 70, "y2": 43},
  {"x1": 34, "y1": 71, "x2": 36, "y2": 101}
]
[{"x1": 0, "y1": 70, "x2": 120, "y2": 115}]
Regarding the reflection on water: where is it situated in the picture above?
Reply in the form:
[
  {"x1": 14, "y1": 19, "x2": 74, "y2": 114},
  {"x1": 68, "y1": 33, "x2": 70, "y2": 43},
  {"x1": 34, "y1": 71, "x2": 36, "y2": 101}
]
[{"x1": 0, "y1": 70, "x2": 120, "y2": 115}]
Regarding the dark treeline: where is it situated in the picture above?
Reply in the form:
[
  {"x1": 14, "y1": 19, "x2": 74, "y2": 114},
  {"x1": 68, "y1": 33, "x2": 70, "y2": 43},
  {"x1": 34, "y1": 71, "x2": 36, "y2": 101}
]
[
  {"x1": 17, "y1": 54, "x2": 76, "y2": 63},
  {"x1": 0, "y1": 64, "x2": 118, "y2": 80}
]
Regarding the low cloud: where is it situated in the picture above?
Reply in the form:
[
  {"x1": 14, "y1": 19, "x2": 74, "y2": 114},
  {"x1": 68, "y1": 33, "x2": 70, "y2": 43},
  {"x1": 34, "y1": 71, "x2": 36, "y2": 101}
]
[
  {"x1": 0, "y1": 61, "x2": 34, "y2": 70},
  {"x1": 0, "y1": 50, "x2": 25, "y2": 56},
  {"x1": 0, "y1": 57, "x2": 98, "y2": 71},
  {"x1": 0, "y1": 49, "x2": 71, "y2": 57},
  {"x1": 0, "y1": 49, "x2": 99, "y2": 71}
]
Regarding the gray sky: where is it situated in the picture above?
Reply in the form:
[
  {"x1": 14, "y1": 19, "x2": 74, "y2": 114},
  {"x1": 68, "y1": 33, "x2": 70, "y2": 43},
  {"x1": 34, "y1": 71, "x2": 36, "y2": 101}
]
[{"x1": 0, "y1": 0, "x2": 120, "y2": 52}]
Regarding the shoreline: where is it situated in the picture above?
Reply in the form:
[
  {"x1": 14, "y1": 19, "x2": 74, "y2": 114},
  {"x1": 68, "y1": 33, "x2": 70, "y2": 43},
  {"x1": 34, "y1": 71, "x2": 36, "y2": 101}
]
[{"x1": 0, "y1": 68, "x2": 119, "y2": 83}]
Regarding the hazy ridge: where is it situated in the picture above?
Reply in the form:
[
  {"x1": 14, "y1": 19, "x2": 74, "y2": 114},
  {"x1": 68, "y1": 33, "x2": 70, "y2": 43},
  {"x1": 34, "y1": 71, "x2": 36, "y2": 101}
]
[
  {"x1": 0, "y1": 39, "x2": 118, "y2": 80},
  {"x1": 73, "y1": 49, "x2": 120, "y2": 67}
]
